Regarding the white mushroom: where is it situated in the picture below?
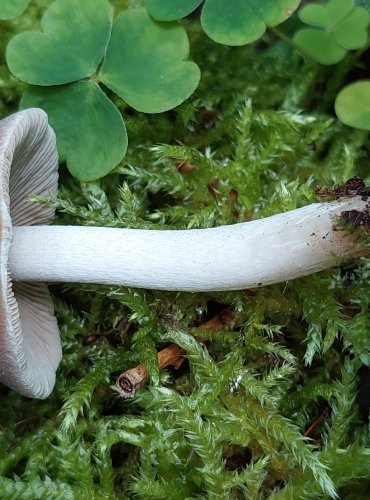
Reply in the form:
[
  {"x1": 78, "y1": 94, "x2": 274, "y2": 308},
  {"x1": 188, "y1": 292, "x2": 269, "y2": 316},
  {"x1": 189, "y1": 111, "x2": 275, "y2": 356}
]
[
  {"x1": 1, "y1": 109, "x2": 369, "y2": 399},
  {"x1": 0, "y1": 108, "x2": 60, "y2": 399}
]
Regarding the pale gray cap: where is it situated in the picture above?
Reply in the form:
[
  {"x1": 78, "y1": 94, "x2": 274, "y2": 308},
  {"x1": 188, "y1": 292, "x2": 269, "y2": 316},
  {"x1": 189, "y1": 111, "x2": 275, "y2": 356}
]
[{"x1": 0, "y1": 108, "x2": 61, "y2": 398}]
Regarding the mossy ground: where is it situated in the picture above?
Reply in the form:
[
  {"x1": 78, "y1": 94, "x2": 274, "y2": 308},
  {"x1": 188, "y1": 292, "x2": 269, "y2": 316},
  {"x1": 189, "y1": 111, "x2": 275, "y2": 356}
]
[{"x1": 0, "y1": 1, "x2": 370, "y2": 499}]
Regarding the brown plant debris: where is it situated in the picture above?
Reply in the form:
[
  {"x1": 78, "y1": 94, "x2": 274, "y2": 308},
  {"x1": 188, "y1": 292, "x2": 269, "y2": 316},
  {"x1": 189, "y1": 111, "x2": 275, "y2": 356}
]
[
  {"x1": 116, "y1": 344, "x2": 186, "y2": 398},
  {"x1": 341, "y1": 209, "x2": 370, "y2": 231},
  {"x1": 304, "y1": 407, "x2": 331, "y2": 439},
  {"x1": 315, "y1": 177, "x2": 369, "y2": 200},
  {"x1": 198, "y1": 308, "x2": 234, "y2": 330}
]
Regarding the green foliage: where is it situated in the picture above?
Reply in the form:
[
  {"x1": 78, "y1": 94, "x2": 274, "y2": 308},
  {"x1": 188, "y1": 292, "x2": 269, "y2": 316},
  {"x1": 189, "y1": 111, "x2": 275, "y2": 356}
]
[
  {"x1": 295, "y1": 275, "x2": 345, "y2": 365},
  {"x1": 288, "y1": 0, "x2": 370, "y2": 131},
  {"x1": 21, "y1": 81, "x2": 127, "y2": 180},
  {"x1": 342, "y1": 260, "x2": 370, "y2": 364},
  {"x1": 101, "y1": 9, "x2": 200, "y2": 113},
  {"x1": 147, "y1": 0, "x2": 300, "y2": 45},
  {"x1": 7, "y1": 0, "x2": 199, "y2": 180},
  {"x1": 7, "y1": 0, "x2": 112, "y2": 85},
  {"x1": 1, "y1": 0, "x2": 370, "y2": 497},
  {"x1": 146, "y1": 0, "x2": 201, "y2": 20},
  {"x1": 294, "y1": 0, "x2": 370, "y2": 64},
  {"x1": 274, "y1": 361, "x2": 370, "y2": 499},
  {"x1": 335, "y1": 80, "x2": 370, "y2": 130},
  {"x1": 0, "y1": 0, "x2": 30, "y2": 20}
]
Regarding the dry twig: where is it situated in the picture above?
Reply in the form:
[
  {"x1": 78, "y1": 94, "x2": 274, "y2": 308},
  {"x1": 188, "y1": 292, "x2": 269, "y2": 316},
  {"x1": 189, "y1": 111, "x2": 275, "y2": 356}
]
[{"x1": 116, "y1": 344, "x2": 185, "y2": 398}]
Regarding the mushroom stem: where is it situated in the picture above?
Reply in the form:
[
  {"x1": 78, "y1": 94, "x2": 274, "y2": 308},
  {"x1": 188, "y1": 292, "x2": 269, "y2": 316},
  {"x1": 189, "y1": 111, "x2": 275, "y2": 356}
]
[{"x1": 8, "y1": 196, "x2": 368, "y2": 291}]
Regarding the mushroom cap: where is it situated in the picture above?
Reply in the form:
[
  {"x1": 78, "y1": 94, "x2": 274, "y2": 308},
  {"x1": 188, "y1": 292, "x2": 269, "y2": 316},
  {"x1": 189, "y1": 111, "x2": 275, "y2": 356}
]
[{"x1": 0, "y1": 108, "x2": 61, "y2": 398}]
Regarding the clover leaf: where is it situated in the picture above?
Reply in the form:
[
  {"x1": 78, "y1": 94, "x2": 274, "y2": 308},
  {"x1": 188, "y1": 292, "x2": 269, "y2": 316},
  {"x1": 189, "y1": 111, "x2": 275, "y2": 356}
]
[
  {"x1": 361, "y1": 0, "x2": 370, "y2": 12},
  {"x1": 146, "y1": 0, "x2": 201, "y2": 20},
  {"x1": 146, "y1": 0, "x2": 300, "y2": 46},
  {"x1": 294, "y1": 0, "x2": 370, "y2": 65},
  {"x1": 21, "y1": 82, "x2": 128, "y2": 181},
  {"x1": 0, "y1": 0, "x2": 30, "y2": 20},
  {"x1": 100, "y1": 9, "x2": 200, "y2": 113},
  {"x1": 335, "y1": 80, "x2": 370, "y2": 130},
  {"x1": 6, "y1": 0, "x2": 200, "y2": 180},
  {"x1": 6, "y1": 0, "x2": 112, "y2": 85}
]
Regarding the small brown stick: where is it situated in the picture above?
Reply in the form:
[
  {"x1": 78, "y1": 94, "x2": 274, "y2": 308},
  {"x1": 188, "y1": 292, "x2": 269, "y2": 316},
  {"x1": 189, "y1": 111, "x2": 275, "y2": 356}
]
[
  {"x1": 199, "y1": 308, "x2": 234, "y2": 330},
  {"x1": 176, "y1": 161, "x2": 196, "y2": 173},
  {"x1": 116, "y1": 344, "x2": 185, "y2": 398},
  {"x1": 194, "y1": 308, "x2": 235, "y2": 342},
  {"x1": 304, "y1": 407, "x2": 330, "y2": 437}
]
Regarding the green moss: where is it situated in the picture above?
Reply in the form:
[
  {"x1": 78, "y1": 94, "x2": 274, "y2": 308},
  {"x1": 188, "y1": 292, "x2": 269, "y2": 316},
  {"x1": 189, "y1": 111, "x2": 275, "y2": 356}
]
[{"x1": 0, "y1": 0, "x2": 370, "y2": 498}]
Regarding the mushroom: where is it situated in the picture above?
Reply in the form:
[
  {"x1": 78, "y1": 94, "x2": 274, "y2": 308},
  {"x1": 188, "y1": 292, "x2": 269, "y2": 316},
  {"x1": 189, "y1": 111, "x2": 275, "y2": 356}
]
[
  {"x1": 1, "y1": 109, "x2": 369, "y2": 399},
  {"x1": 1, "y1": 108, "x2": 60, "y2": 399}
]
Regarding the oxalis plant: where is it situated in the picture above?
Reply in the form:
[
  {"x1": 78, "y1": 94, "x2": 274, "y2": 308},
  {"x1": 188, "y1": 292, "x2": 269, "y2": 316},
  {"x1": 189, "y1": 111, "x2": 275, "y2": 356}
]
[
  {"x1": 146, "y1": 0, "x2": 301, "y2": 45},
  {"x1": 5, "y1": 0, "x2": 370, "y2": 181},
  {"x1": 293, "y1": 0, "x2": 370, "y2": 130},
  {"x1": 0, "y1": 0, "x2": 31, "y2": 20},
  {"x1": 0, "y1": 0, "x2": 370, "y2": 499},
  {"x1": 5, "y1": 0, "x2": 200, "y2": 180}
]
